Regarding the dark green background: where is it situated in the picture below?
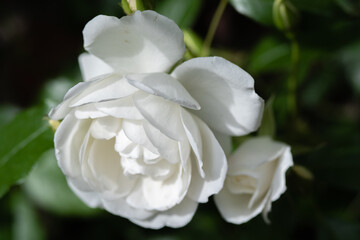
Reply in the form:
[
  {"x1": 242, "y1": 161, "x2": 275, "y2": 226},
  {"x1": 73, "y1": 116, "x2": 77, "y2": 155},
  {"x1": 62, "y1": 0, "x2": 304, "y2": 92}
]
[{"x1": 1, "y1": 0, "x2": 360, "y2": 239}]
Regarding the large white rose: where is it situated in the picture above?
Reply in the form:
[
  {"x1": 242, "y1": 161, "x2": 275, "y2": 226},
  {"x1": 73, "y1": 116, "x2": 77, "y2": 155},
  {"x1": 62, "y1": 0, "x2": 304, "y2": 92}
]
[
  {"x1": 49, "y1": 10, "x2": 264, "y2": 229},
  {"x1": 214, "y1": 136, "x2": 293, "y2": 224}
]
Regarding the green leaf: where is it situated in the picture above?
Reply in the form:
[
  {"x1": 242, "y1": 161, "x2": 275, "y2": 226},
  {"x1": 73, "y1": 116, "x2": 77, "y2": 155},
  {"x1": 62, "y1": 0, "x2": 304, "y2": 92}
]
[
  {"x1": 0, "y1": 106, "x2": 53, "y2": 197},
  {"x1": 155, "y1": 0, "x2": 203, "y2": 28},
  {"x1": 24, "y1": 149, "x2": 97, "y2": 216},
  {"x1": 248, "y1": 36, "x2": 291, "y2": 74},
  {"x1": 229, "y1": 0, "x2": 274, "y2": 25},
  {"x1": 258, "y1": 96, "x2": 276, "y2": 137},
  {"x1": 11, "y1": 192, "x2": 45, "y2": 240}
]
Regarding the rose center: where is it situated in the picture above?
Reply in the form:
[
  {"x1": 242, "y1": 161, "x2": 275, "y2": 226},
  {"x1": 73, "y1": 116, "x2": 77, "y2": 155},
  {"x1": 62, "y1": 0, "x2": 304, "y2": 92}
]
[
  {"x1": 227, "y1": 174, "x2": 258, "y2": 194},
  {"x1": 115, "y1": 128, "x2": 175, "y2": 180}
]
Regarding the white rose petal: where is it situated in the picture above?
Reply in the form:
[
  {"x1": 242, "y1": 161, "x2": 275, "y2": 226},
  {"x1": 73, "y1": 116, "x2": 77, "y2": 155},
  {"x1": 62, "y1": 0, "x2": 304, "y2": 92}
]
[
  {"x1": 130, "y1": 197, "x2": 198, "y2": 229},
  {"x1": 83, "y1": 11, "x2": 185, "y2": 74},
  {"x1": 172, "y1": 57, "x2": 264, "y2": 136},
  {"x1": 78, "y1": 53, "x2": 113, "y2": 82},
  {"x1": 182, "y1": 109, "x2": 227, "y2": 203},
  {"x1": 125, "y1": 73, "x2": 200, "y2": 110},
  {"x1": 214, "y1": 137, "x2": 293, "y2": 224},
  {"x1": 49, "y1": 10, "x2": 264, "y2": 229}
]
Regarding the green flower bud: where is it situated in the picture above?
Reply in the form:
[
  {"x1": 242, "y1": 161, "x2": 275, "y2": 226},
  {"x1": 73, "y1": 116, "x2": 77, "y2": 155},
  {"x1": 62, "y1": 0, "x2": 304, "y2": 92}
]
[
  {"x1": 129, "y1": 0, "x2": 146, "y2": 12},
  {"x1": 273, "y1": 0, "x2": 300, "y2": 32},
  {"x1": 120, "y1": 0, "x2": 147, "y2": 15},
  {"x1": 293, "y1": 165, "x2": 314, "y2": 181},
  {"x1": 120, "y1": 0, "x2": 133, "y2": 15}
]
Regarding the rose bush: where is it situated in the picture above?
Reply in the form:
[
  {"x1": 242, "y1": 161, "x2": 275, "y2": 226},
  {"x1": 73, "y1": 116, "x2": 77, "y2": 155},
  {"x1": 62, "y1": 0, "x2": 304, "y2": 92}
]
[
  {"x1": 214, "y1": 137, "x2": 293, "y2": 224},
  {"x1": 49, "y1": 10, "x2": 264, "y2": 228}
]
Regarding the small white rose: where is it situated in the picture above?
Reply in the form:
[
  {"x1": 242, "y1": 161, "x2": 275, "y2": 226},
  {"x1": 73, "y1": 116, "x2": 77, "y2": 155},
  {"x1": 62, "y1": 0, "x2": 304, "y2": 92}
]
[
  {"x1": 214, "y1": 136, "x2": 293, "y2": 224},
  {"x1": 49, "y1": 10, "x2": 264, "y2": 229}
]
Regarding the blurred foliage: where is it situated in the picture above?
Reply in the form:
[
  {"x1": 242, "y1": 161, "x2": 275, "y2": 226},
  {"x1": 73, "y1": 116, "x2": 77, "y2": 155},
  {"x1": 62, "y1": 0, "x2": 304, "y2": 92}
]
[
  {"x1": 0, "y1": 105, "x2": 20, "y2": 129},
  {"x1": 11, "y1": 192, "x2": 46, "y2": 240},
  {"x1": 272, "y1": 0, "x2": 300, "y2": 32},
  {"x1": 24, "y1": 149, "x2": 98, "y2": 216},
  {"x1": 340, "y1": 42, "x2": 360, "y2": 95},
  {"x1": 155, "y1": 0, "x2": 203, "y2": 28},
  {"x1": 0, "y1": 106, "x2": 53, "y2": 197},
  {"x1": 258, "y1": 96, "x2": 276, "y2": 137},
  {"x1": 229, "y1": 0, "x2": 274, "y2": 25},
  {"x1": 0, "y1": 0, "x2": 360, "y2": 239},
  {"x1": 183, "y1": 29, "x2": 204, "y2": 59}
]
